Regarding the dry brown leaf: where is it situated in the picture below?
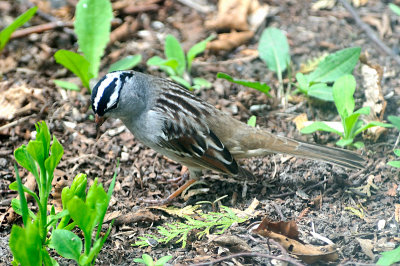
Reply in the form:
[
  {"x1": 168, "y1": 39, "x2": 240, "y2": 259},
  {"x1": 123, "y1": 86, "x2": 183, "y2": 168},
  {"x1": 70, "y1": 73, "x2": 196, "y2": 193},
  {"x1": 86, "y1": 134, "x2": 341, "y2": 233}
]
[
  {"x1": 293, "y1": 113, "x2": 308, "y2": 131},
  {"x1": 352, "y1": 0, "x2": 369, "y2": 7},
  {"x1": 254, "y1": 217, "x2": 299, "y2": 240},
  {"x1": 114, "y1": 209, "x2": 159, "y2": 225},
  {"x1": 150, "y1": 205, "x2": 201, "y2": 217},
  {"x1": 210, "y1": 235, "x2": 252, "y2": 253},
  {"x1": 395, "y1": 204, "x2": 400, "y2": 223},
  {"x1": 311, "y1": 0, "x2": 335, "y2": 11},
  {"x1": 206, "y1": 0, "x2": 251, "y2": 31},
  {"x1": 386, "y1": 183, "x2": 398, "y2": 197},
  {"x1": 0, "y1": 56, "x2": 17, "y2": 73},
  {"x1": 357, "y1": 238, "x2": 375, "y2": 260},
  {"x1": 207, "y1": 31, "x2": 254, "y2": 52}
]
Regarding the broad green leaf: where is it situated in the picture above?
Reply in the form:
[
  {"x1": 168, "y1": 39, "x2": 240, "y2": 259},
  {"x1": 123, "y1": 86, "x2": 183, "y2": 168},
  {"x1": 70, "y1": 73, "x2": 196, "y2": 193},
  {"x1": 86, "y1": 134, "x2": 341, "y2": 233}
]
[
  {"x1": 388, "y1": 115, "x2": 400, "y2": 131},
  {"x1": 35, "y1": 121, "x2": 51, "y2": 158},
  {"x1": 44, "y1": 136, "x2": 63, "y2": 181},
  {"x1": 171, "y1": 75, "x2": 191, "y2": 89},
  {"x1": 333, "y1": 74, "x2": 356, "y2": 119},
  {"x1": 307, "y1": 47, "x2": 361, "y2": 83},
  {"x1": 388, "y1": 161, "x2": 400, "y2": 168},
  {"x1": 192, "y1": 77, "x2": 212, "y2": 89},
  {"x1": 143, "y1": 254, "x2": 155, "y2": 265},
  {"x1": 26, "y1": 141, "x2": 45, "y2": 170},
  {"x1": 247, "y1": 116, "x2": 256, "y2": 127},
  {"x1": 62, "y1": 173, "x2": 87, "y2": 207},
  {"x1": 156, "y1": 255, "x2": 173, "y2": 266},
  {"x1": 75, "y1": 0, "x2": 113, "y2": 78},
  {"x1": 14, "y1": 145, "x2": 39, "y2": 182},
  {"x1": 9, "y1": 181, "x2": 39, "y2": 205},
  {"x1": 54, "y1": 50, "x2": 92, "y2": 89},
  {"x1": 354, "y1": 106, "x2": 370, "y2": 115},
  {"x1": 147, "y1": 56, "x2": 179, "y2": 76},
  {"x1": 42, "y1": 248, "x2": 58, "y2": 266},
  {"x1": 187, "y1": 35, "x2": 214, "y2": 71},
  {"x1": 0, "y1": 6, "x2": 37, "y2": 51},
  {"x1": 394, "y1": 149, "x2": 400, "y2": 157},
  {"x1": 11, "y1": 199, "x2": 36, "y2": 220},
  {"x1": 14, "y1": 164, "x2": 29, "y2": 226},
  {"x1": 296, "y1": 72, "x2": 309, "y2": 93},
  {"x1": 354, "y1": 121, "x2": 393, "y2": 136},
  {"x1": 86, "y1": 179, "x2": 108, "y2": 217},
  {"x1": 54, "y1": 80, "x2": 80, "y2": 91},
  {"x1": 336, "y1": 138, "x2": 354, "y2": 147},
  {"x1": 377, "y1": 245, "x2": 400, "y2": 265},
  {"x1": 389, "y1": 3, "x2": 400, "y2": 16},
  {"x1": 67, "y1": 196, "x2": 97, "y2": 235},
  {"x1": 307, "y1": 83, "x2": 333, "y2": 101},
  {"x1": 217, "y1": 72, "x2": 271, "y2": 96},
  {"x1": 9, "y1": 221, "x2": 42, "y2": 266},
  {"x1": 165, "y1": 35, "x2": 186, "y2": 76},
  {"x1": 258, "y1": 27, "x2": 290, "y2": 73},
  {"x1": 352, "y1": 141, "x2": 364, "y2": 149},
  {"x1": 301, "y1": 121, "x2": 342, "y2": 135},
  {"x1": 108, "y1": 55, "x2": 142, "y2": 72},
  {"x1": 343, "y1": 112, "x2": 361, "y2": 138},
  {"x1": 50, "y1": 229, "x2": 82, "y2": 261}
]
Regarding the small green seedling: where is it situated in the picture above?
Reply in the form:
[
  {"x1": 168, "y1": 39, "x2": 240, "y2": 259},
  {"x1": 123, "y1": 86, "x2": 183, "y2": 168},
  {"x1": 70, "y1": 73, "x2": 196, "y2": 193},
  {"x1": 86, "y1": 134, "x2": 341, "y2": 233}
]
[
  {"x1": 301, "y1": 75, "x2": 392, "y2": 148},
  {"x1": 295, "y1": 47, "x2": 361, "y2": 101},
  {"x1": 54, "y1": 0, "x2": 142, "y2": 92},
  {"x1": 258, "y1": 27, "x2": 290, "y2": 104},
  {"x1": 147, "y1": 34, "x2": 214, "y2": 90},
  {"x1": 377, "y1": 245, "x2": 400, "y2": 266},
  {"x1": 247, "y1": 115, "x2": 257, "y2": 127},
  {"x1": 217, "y1": 72, "x2": 271, "y2": 97},
  {"x1": 133, "y1": 254, "x2": 173, "y2": 266},
  {"x1": 387, "y1": 149, "x2": 400, "y2": 168},
  {"x1": 0, "y1": 6, "x2": 37, "y2": 52},
  {"x1": 9, "y1": 121, "x2": 117, "y2": 265},
  {"x1": 134, "y1": 206, "x2": 247, "y2": 248}
]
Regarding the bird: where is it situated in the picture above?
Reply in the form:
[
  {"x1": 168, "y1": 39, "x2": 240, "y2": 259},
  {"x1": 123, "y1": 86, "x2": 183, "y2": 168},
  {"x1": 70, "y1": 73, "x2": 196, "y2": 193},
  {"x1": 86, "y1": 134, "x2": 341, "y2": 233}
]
[{"x1": 91, "y1": 70, "x2": 365, "y2": 203}]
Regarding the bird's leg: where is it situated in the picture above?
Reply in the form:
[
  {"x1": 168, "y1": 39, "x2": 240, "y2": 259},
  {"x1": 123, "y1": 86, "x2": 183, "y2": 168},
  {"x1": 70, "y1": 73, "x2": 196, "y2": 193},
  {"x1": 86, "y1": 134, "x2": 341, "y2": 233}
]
[{"x1": 142, "y1": 169, "x2": 201, "y2": 205}]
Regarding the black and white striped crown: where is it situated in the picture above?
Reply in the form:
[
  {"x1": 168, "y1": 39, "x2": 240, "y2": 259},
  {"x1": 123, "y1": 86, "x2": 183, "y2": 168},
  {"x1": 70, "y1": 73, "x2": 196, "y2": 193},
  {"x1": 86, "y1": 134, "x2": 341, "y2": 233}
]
[{"x1": 91, "y1": 71, "x2": 134, "y2": 116}]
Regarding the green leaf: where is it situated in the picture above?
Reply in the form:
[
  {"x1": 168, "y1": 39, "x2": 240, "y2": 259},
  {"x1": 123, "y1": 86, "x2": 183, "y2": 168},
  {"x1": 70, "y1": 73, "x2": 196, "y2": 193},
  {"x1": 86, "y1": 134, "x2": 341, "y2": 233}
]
[
  {"x1": 388, "y1": 115, "x2": 400, "y2": 131},
  {"x1": 108, "y1": 55, "x2": 142, "y2": 72},
  {"x1": 165, "y1": 35, "x2": 186, "y2": 76},
  {"x1": 300, "y1": 121, "x2": 342, "y2": 135},
  {"x1": 187, "y1": 35, "x2": 214, "y2": 72},
  {"x1": 258, "y1": 27, "x2": 290, "y2": 73},
  {"x1": 54, "y1": 50, "x2": 92, "y2": 89},
  {"x1": 352, "y1": 141, "x2": 364, "y2": 149},
  {"x1": 336, "y1": 138, "x2": 354, "y2": 147},
  {"x1": 343, "y1": 112, "x2": 361, "y2": 138},
  {"x1": 0, "y1": 6, "x2": 37, "y2": 51},
  {"x1": 295, "y1": 72, "x2": 309, "y2": 93},
  {"x1": 307, "y1": 47, "x2": 361, "y2": 83},
  {"x1": 354, "y1": 121, "x2": 393, "y2": 136},
  {"x1": 142, "y1": 254, "x2": 155, "y2": 266},
  {"x1": 75, "y1": 0, "x2": 113, "y2": 78},
  {"x1": 54, "y1": 80, "x2": 80, "y2": 91},
  {"x1": 155, "y1": 255, "x2": 173, "y2": 266},
  {"x1": 377, "y1": 245, "x2": 400, "y2": 266},
  {"x1": 14, "y1": 145, "x2": 39, "y2": 183},
  {"x1": 307, "y1": 83, "x2": 333, "y2": 101},
  {"x1": 170, "y1": 75, "x2": 191, "y2": 89},
  {"x1": 44, "y1": 136, "x2": 64, "y2": 187},
  {"x1": 62, "y1": 173, "x2": 87, "y2": 208},
  {"x1": 9, "y1": 220, "x2": 42, "y2": 266},
  {"x1": 217, "y1": 72, "x2": 271, "y2": 96},
  {"x1": 147, "y1": 56, "x2": 179, "y2": 76},
  {"x1": 67, "y1": 196, "x2": 97, "y2": 236},
  {"x1": 86, "y1": 178, "x2": 108, "y2": 218},
  {"x1": 14, "y1": 164, "x2": 30, "y2": 226},
  {"x1": 247, "y1": 115, "x2": 256, "y2": 127},
  {"x1": 50, "y1": 229, "x2": 82, "y2": 262},
  {"x1": 354, "y1": 106, "x2": 370, "y2": 115},
  {"x1": 394, "y1": 149, "x2": 400, "y2": 157},
  {"x1": 333, "y1": 74, "x2": 356, "y2": 119},
  {"x1": 11, "y1": 198, "x2": 36, "y2": 220},
  {"x1": 389, "y1": 3, "x2": 400, "y2": 16},
  {"x1": 9, "y1": 181, "x2": 40, "y2": 206},
  {"x1": 388, "y1": 161, "x2": 400, "y2": 168},
  {"x1": 192, "y1": 77, "x2": 212, "y2": 89}
]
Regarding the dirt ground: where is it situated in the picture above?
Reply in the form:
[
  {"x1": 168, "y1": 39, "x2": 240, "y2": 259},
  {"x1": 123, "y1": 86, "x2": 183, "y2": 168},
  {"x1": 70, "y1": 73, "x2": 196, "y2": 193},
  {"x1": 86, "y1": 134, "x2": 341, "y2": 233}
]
[{"x1": 1, "y1": 0, "x2": 400, "y2": 265}]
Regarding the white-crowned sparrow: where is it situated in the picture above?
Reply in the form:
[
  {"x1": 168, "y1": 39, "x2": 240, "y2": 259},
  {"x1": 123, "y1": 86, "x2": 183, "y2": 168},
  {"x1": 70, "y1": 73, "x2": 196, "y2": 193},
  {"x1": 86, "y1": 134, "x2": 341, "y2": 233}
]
[{"x1": 92, "y1": 71, "x2": 365, "y2": 199}]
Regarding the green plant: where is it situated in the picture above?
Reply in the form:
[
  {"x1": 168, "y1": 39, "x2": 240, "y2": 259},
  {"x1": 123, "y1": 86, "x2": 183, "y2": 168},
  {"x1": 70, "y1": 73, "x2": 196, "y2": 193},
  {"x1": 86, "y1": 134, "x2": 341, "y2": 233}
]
[
  {"x1": 377, "y1": 245, "x2": 400, "y2": 266},
  {"x1": 0, "y1": 6, "x2": 37, "y2": 52},
  {"x1": 295, "y1": 47, "x2": 361, "y2": 101},
  {"x1": 9, "y1": 121, "x2": 117, "y2": 265},
  {"x1": 147, "y1": 34, "x2": 214, "y2": 90},
  {"x1": 133, "y1": 254, "x2": 173, "y2": 266},
  {"x1": 387, "y1": 149, "x2": 400, "y2": 168},
  {"x1": 134, "y1": 206, "x2": 247, "y2": 248},
  {"x1": 247, "y1": 115, "x2": 257, "y2": 127},
  {"x1": 258, "y1": 27, "x2": 290, "y2": 104},
  {"x1": 216, "y1": 72, "x2": 271, "y2": 97},
  {"x1": 54, "y1": 0, "x2": 142, "y2": 92},
  {"x1": 389, "y1": 3, "x2": 400, "y2": 16},
  {"x1": 300, "y1": 75, "x2": 392, "y2": 148}
]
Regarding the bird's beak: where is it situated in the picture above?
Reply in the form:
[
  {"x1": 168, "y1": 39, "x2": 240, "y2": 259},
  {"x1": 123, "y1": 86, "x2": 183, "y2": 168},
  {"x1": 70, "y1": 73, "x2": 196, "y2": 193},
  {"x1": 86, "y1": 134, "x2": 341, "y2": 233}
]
[{"x1": 95, "y1": 114, "x2": 106, "y2": 140}]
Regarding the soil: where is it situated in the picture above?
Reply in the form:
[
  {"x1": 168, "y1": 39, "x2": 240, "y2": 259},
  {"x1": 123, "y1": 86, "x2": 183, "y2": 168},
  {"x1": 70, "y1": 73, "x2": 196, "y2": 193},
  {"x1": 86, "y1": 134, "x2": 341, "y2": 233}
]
[{"x1": 1, "y1": 0, "x2": 400, "y2": 265}]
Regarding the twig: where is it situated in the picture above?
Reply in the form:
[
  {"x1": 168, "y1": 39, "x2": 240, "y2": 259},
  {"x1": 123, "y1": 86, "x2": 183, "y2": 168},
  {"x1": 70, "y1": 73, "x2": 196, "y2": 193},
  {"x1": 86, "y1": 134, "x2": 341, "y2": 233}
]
[
  {"x1": 190, "y1": 252, "x2": 304, "y2": 266},
  {"x1": 10, "y1": 21, "x2": 74, "y2": 39},
  {"x1": 337, "y1": 0, "x2": 400, "y2": 66},
  {"x1": 0, "y1": 115, "x2": 35, "y2": 132}
]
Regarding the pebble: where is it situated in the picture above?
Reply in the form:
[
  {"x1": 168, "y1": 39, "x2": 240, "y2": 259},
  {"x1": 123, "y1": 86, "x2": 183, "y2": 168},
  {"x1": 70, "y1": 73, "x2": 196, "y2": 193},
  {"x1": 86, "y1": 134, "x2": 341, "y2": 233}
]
[
  {"x1": 120, "y1": 152, "x2": 129, "y2": 162},
  {"x1": 0, "y1": 158, "x2": 7, "y2": 168}
]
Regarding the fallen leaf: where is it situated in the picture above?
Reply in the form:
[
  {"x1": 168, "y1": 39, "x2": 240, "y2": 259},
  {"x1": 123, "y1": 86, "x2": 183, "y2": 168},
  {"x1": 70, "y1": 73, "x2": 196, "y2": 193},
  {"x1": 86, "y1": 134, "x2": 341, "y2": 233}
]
[
  {"x1": 293, "y1": 113, "x2": 308, "y2": 131},
  {"x1": 207, "y1": 31, "x2": 254, "y2": 52},
  {"x1": 357, "y1": 238, "x2": 375, "y2": 260},
  {"x1": 311, "y1": 0, "x2": 335, "y2": 11},
  {"x1": 386, "y1": 183, "x2": 398, "y2": 197},
  {"x1": 150, "y1": 205, "x2": 202, "y2": 217},
  {"x1": 210, "y1": 235, "x2": 252, "y2": 252}
]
